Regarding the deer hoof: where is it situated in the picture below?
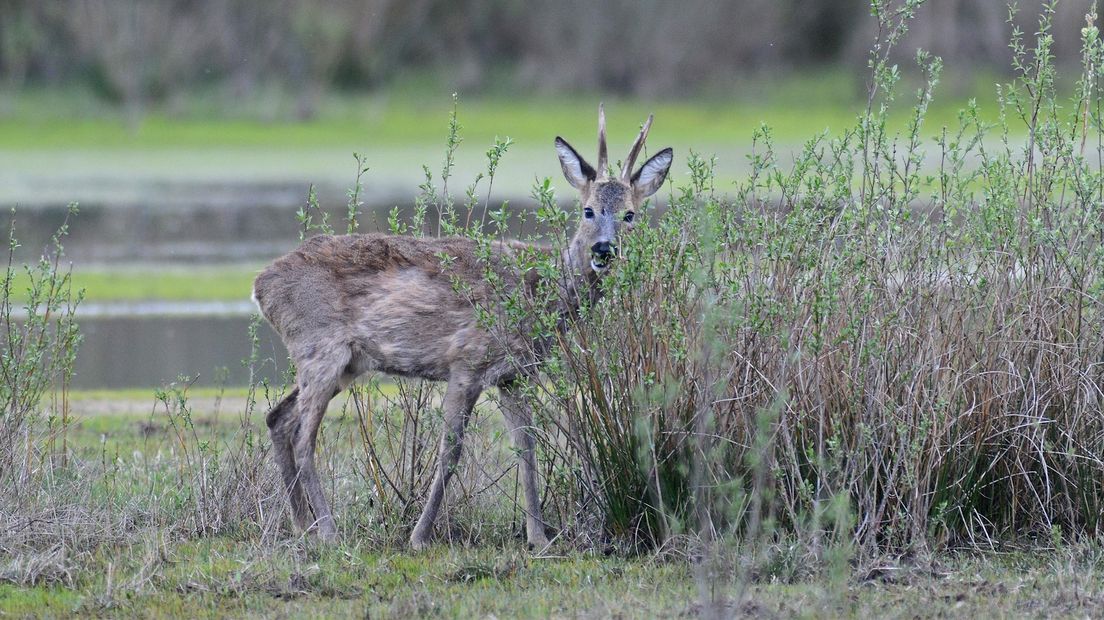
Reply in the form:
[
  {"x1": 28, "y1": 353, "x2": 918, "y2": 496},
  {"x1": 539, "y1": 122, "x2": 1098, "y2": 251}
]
[
  {"x1": 309, "y1": 518, "x2": 338, "y2": 543},
  {"x1": 528, "y1": 535, "x2": 552, "y2": 552},
  {"x1": 410, "y1": 525, "x2": 434, "y2": 550}
]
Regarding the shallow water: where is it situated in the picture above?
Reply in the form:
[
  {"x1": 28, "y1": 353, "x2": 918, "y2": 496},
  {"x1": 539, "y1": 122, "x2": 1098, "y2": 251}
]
[
  {"x1": 76, "y1": 310, "x2": 289, "y2": 390},
  {"x1": 8, "y1": 189, "x2": 550, "y2": 264},
  {"x1": 12, "y1": 187, "x2": 579, "y2": 389}
]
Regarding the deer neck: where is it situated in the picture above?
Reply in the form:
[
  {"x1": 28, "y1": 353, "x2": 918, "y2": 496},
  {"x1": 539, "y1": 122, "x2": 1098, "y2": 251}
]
[{"x1": 555, "y1": 245, "x2": 603, "y2": 314}]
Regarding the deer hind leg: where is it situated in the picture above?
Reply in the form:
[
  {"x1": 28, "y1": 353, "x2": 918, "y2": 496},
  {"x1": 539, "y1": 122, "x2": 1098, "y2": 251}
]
[
  {"x1": 499, "y1": 382, "x2": 551, "y2": 549},
  {"x1": 291, "y1": 345, "x2": 353, "y2": 542},
  {"x1": 266, "y1": 388, "x2": 311, "y2": 530},
  {"x1": 410, "y1": 372, "x2": 482, "y2": 550}
]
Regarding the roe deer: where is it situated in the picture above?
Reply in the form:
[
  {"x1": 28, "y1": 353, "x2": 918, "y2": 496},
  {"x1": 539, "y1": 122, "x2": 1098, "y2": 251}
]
[{"x1": 253, "y1": 105, "x2": 673, "y2": 549}]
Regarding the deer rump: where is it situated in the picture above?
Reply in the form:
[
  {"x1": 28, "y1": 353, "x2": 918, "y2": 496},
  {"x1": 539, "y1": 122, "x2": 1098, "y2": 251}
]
[{"x1": 252, "y1": 232, "x2": 537, "y2": 386}]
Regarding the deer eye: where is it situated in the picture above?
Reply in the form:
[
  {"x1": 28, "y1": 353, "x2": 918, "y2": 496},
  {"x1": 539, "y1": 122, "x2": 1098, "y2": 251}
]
[
  {"x1": 584, "y1": 207, "x2": 595, "y2": 219},
  {"x1": 623, "y1": 211, "x2": 635, "y2": 223}
]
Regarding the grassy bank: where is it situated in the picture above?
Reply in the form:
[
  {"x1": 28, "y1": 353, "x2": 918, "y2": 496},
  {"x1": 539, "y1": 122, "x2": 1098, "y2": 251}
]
[
  {"x1": 6, "y1": 265, "x2": 259, "y2": 303},
  {"x1": 3, "y1": 390, "x2": 1103, "y2": 618},
  {"x1": 5, "y1": 538, "x2": 1104, "y2": 618},
  {"x1": 0, "y1": 70, "x2": 1008, "y2": 149}
]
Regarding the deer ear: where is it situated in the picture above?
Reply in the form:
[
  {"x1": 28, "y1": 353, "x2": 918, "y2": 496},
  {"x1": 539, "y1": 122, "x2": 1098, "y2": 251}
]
[
  {"x1": 631, "y1": 147, "x2": 673, "y2": 198},
  {"x1": 555, "y1": 137, "x2": 596, "y2": 189}
]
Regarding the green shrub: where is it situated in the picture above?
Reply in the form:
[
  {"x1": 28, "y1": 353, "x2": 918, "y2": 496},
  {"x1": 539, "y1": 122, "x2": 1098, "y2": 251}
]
[{"x1": 484, "y1": 1, "x2": 1104, "y2": 559}]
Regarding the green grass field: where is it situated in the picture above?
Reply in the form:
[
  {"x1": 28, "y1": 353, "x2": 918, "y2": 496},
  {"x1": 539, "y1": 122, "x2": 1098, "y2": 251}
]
[
  {"x1": 5, "y1": 540, "x2": 1102, "y2": 618},
  {"x1": 0, "y1": 71, "x2": 1015, "y2": 206},
  {"x1": 7, "y1": 265, "x2": 259, "y2": 303},
  {"x1": 0, "y1": 70, "x2": 1008, "y2": 149}
]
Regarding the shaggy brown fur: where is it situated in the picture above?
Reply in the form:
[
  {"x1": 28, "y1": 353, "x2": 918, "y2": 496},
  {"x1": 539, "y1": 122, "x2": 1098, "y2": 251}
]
[{"x1": 254, "y1": 105, "x2": 673, "y2": 549}]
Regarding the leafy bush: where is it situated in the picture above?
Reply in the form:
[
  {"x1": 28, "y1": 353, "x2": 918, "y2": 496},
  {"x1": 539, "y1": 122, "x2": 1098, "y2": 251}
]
[{"x1": 517, "y1": 2, "x2": 1104, "y2": 559}]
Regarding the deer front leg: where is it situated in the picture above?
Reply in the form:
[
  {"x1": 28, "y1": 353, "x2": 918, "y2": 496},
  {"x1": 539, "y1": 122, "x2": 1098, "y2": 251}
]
[
  {"x1": 410, "y1": 373, "x2": 481, "y2": 550},
  {"x1": 499, "y1": 383, "x2": 551, "y2": 550}
]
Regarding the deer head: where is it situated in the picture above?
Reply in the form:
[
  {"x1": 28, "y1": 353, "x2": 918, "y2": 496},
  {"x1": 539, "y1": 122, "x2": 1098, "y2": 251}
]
[{"x1": 555, "y1": 104, "x2": 673, "y2": 276}]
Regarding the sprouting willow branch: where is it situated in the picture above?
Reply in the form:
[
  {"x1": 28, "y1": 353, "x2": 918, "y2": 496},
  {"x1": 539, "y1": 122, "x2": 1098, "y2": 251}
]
[
  {"x1": 1, "y1": 203, "x2": 82, "y2": 487},
  {"x1": 346, "y1": 152, "x2": 369, "y2": 234}
]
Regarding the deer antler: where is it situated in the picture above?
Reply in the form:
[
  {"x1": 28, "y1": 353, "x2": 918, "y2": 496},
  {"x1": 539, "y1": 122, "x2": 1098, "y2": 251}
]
[
  {"x1": 621, "y1": 114, "x2": 654, "y2": 182},
  {"x1": 597, "y1": 103, "x2": 608, "y2": 179}
]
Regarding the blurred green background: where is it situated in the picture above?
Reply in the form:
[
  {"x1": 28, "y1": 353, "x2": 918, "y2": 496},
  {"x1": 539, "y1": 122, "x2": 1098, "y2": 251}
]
[
  {"x1": 3, "y1": 0, "x2": 1093, "y2": 206},
  {"x1": 0, "y1": 0, "x2": 1093, "y2": 388}
]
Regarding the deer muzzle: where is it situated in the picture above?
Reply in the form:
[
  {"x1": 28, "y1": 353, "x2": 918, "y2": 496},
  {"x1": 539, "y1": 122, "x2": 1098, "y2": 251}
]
[{"x1": 590, "y1": 241, "x2": 615, "y2": 272}]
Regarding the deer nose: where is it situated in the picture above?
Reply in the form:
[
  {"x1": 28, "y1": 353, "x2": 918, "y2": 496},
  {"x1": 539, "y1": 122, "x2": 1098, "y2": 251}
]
[{"x1": 591, "y1": 241, "x2": 614, "y2": 259}]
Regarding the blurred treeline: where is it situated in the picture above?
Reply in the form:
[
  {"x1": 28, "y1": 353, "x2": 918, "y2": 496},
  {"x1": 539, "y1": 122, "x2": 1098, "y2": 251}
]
[{"x1": 0, "y1": 0, "x2": 1095, "y2": 117}]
